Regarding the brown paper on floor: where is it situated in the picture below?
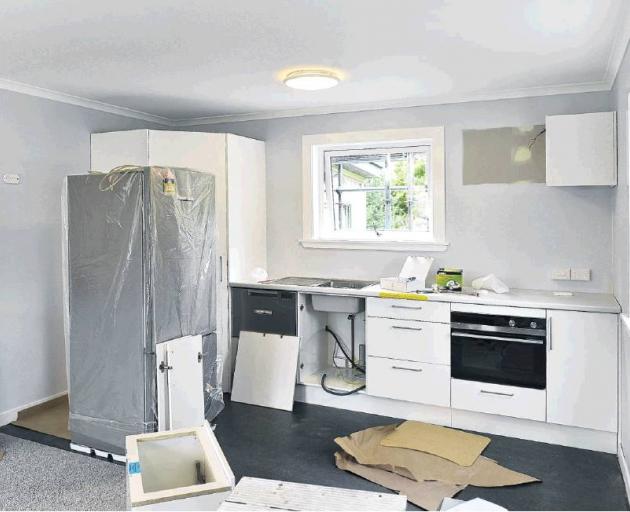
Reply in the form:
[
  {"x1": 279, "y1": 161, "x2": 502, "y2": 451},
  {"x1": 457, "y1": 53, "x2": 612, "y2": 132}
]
[
  {"x1": 335, "y1": 451, "x2": 466, "y2": 511},
  {"x1": 335, "y1": 425, "x2": 539, "y2": 487},
  {"x1": 381, "y1": 420, "x2": 490, "y2": 467}
]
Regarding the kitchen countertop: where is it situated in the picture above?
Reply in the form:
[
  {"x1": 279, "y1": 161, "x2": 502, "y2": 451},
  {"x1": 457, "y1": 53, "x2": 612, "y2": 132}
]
[{"x1": 230, "y1": 280, "x2": 621, "y2": 314}]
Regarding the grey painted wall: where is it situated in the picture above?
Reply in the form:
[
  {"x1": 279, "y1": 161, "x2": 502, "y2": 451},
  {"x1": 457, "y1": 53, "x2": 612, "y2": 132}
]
[
  {"x1": 0, "y1": 89, "x2": 159, "y2": 418},
  {"x1": 189, "y1": 91, "x2": 614, "y2": 293}
]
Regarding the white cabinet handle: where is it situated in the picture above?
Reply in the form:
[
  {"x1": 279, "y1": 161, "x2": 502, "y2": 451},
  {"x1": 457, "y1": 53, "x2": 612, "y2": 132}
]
[
  {"x1": 548, "y1": 316, "x2": 553, "y2": 351},
  {"x1": 480, "y1": 389, "x2": 514, "y2": 397},
  {"x1": 391, "y1": 326, "x2": 423, "y2": 331},
  {"x1": 391, "y1": 304, "x2": 423, "y2": 310},
  {"x1": 391, "y1": 365, "x2": 423, "y2": 372}
]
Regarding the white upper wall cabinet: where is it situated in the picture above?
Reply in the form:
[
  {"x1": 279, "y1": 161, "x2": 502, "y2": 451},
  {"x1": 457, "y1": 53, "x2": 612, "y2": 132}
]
[{"x1": 545, "y1": 112, "x2": 617, "y2": 186}]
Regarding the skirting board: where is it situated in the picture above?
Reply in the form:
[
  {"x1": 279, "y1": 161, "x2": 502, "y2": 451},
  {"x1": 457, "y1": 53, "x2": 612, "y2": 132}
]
[
  {"x1": 0, "y1": 390, "x2": 67, "y2": 427},
  {"x1": 294, "y1": 384, "x2": 617, "y2": 453},
  {"x1": 294, "y1": 384, "x2": 452, "y2": 427},
  {"x1": 619, "y1": 443, "x2": 630, "y2": 502}
]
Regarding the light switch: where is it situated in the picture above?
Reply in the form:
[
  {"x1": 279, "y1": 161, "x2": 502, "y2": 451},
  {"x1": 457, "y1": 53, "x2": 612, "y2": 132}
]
[
  {"x1": 2, "y1": 173, "x2": 21, "y2": 185},
  {"x1": 551, "y1": 268, "x2": 571, "y2": 280},
  {"x1": 571, "y1": 268, "x2": 591, "y2": 281}
]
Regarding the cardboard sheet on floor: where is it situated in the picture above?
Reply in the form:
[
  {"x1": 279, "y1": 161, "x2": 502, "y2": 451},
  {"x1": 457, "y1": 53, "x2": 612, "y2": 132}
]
[
  {"x1": 231, "y1": 331, "x2": 299, "y2": 411},
  {"x1": 335, "y1": 425, "x2": 539, "y2": 487},
  {"x1": 381, "y1": 421, "x2": 490, "y2": 467},
  {"x1": 335, "y1": 451, "x2": 465, "y2": 511}
]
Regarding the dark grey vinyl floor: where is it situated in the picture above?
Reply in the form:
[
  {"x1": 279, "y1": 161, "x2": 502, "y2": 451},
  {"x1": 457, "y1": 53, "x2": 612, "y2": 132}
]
[
  {"x1": 1, "y1": 395, "x2": 628, "y2": 511},
  {"x1": 213, "y1": 396, "x2": 629, "y2": 511}
]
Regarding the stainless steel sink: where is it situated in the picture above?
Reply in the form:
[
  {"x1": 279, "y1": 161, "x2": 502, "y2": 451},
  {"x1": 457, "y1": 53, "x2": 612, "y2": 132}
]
[
  {"x1": 314, "y1": 279, "x2": 376, "y2": 289},
  {"x1": 261, "y1": 276, "x2": 376, "y2": 289}
]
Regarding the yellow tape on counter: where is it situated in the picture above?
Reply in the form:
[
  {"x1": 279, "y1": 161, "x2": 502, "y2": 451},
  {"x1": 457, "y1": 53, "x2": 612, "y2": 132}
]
[{"x1": 378, "y1": 291, "x2": 429, "y2": 301}]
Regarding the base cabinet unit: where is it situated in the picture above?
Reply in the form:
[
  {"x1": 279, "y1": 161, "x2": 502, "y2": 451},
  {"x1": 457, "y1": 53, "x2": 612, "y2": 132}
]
[
  {"x1": 546, "y1": 310, "x2": 618, "y2": 432},
  {"x1": 367, "y1": 357, "x2": 451, "y2": 407},
  {"x1": 451, "y1": 379, "x2": 546, "y2": 422},
  {"x1": 365, "y1": 297, "x2": 451, "y2": 406}
]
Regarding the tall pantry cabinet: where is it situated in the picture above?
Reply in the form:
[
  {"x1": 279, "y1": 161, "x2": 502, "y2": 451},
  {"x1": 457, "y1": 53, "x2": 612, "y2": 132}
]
[{"x1": 90, "y1": 130, "x2": 267, "y2": 390}]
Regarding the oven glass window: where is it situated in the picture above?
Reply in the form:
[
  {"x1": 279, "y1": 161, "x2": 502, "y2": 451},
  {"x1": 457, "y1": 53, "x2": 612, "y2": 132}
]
[{"x1": 451, "y1": 335, "x2": 546, "y2": 389}]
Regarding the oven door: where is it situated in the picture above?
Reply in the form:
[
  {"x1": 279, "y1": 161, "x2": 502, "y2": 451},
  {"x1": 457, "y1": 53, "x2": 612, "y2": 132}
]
[{"x1": 451, "y1": 331, "x2": 546, "y2": 389}]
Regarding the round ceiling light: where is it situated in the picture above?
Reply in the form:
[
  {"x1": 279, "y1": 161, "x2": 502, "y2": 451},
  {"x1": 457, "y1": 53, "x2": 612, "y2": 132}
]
[{"x1": 283, "y1": 69, "x2": 340, "y2": 90}]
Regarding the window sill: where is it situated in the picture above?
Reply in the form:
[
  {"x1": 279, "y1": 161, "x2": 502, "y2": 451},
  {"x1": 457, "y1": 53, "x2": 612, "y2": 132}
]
[{"x1": 300, "y1": 238, "x2": 450, "y2": 252}]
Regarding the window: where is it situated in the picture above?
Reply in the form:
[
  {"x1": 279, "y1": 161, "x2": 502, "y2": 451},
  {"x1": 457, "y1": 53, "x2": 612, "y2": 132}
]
[{"x1": 302, "y1": 127, "x2": 446, "y2": 251}]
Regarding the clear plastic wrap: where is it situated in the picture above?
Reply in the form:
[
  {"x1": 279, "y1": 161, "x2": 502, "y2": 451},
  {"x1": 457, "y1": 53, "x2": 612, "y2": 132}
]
[{"x1": 64, "y1": 166, "x2": 223, "y2": 454}]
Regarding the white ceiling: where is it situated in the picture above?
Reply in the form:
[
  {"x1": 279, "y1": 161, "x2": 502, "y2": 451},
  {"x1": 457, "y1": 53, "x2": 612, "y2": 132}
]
[{"x1": 0, "y1": 0, "x2": 628, "y2": 124}]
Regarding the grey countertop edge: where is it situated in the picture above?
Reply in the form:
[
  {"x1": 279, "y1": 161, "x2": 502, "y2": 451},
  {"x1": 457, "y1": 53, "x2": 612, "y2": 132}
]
[{"x1": 229, "y1": 280, "x2": 621, "y2": 314}]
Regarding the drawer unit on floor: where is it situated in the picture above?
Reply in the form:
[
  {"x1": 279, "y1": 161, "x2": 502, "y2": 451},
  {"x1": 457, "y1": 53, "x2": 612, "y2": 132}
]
[
  {"x1": 366, "y1": 317, "x2": 450, "y2": 364},
  {"x1": 367, "y1": 297, "x2": 450, "y2": 323},
  {"x1": 367, "y1": 357, "x2": 450, "y2": 407},
  {"x1": 451, "y1": 379, "x2": 546, "y2": 421}
]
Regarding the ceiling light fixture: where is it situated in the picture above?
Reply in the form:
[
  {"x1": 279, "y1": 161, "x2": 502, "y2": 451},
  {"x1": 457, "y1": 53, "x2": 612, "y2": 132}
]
[{"x1": 283, "y1": 69, "x2": 340, "y2": 91}]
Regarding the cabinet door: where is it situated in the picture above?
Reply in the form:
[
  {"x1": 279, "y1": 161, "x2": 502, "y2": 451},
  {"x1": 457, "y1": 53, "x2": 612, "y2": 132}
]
[
  {"x1": 546, "y1": 112, "x2": 616, "y2": 186},
  {"x1": 157, "y1": 335, "x2": 205, "y2": 430},
  {"x1": 547, "y1": 310, "x2": 617, "y2": 432}
]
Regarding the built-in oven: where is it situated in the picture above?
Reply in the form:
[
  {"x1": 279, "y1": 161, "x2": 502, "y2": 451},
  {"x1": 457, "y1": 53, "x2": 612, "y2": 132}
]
[{"x1": 451, "y1": 307, "x2": 546, "y2": 389}]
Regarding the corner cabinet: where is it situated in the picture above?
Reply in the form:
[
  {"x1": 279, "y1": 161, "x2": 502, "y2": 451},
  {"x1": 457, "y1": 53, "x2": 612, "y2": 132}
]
[
  {"x1": 91, "y1": 129, "x2": 267, "y2": 389},
  {"x1": 546, "y1": 310, "x2": 618, "y2": 432},
  {"x1": 545, "y1": 111, "x2": 617, "y2": 186}
]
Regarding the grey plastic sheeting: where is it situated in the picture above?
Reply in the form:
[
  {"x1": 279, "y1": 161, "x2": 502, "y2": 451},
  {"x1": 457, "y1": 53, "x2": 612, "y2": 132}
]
[{"x1": 64, "y1": 166, "x2": 223, "y2": 454}]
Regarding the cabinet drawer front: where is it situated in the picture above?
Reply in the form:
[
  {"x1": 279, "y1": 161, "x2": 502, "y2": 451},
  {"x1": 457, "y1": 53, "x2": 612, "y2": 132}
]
[
  {"x1": 367, "y1": 317, "x2": 450, "y2": 364},
  {"x1": 367, "y1": 357, "x2": 450, "y2": 407},
  {"x1": 367, "y1": 298, "x2": 450, "y2": 323},
  {"x1": 451, "y1": 379, "x2": 546, "y2": 422}
]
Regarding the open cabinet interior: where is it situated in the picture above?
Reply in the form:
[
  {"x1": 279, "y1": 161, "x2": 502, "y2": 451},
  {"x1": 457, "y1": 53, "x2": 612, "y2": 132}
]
[{"x1": 297, "y1": 293, "x2": 366, "y2": 394}]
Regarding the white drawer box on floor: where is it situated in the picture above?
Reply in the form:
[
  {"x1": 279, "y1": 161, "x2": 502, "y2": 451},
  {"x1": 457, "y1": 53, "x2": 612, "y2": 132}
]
[
  {"x1": 451, "y1": 379, "x2": 546, "y2": 422},
  {"x1": 367, "y1": 356, "x2": 450, "y2": 407},
  {"x1": 126, "y1": 421, "x2": 234, "y2": 511},
  {"x1": 366, "y1": 317, "x2": 450, "y2": 364},
  {"x1": 367, "y1": 298, "x2": 450, "y2": 323}
]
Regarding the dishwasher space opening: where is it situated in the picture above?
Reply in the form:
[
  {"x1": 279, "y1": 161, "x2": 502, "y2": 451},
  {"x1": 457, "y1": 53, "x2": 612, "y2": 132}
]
[{"x1": 297, "y1": 294, "x2": 366, "y2": 395}]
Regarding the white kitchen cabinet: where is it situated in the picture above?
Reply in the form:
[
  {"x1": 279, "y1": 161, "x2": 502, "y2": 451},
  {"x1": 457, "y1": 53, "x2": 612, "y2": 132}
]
[
  {"x1": 156, "y1": 335, "x2": 205, "y2": 431},
  {"x1": 451, "y1": 379, "x2": 546, "y2": 422},
  {"x1": 366, "y1": 316, "x2": 450, "y2": 364},
  {"x1": 545, "y1": 111, "x2": 617, "y2": 186},
  {"x1": 546, "y1": 310, "x2": 618, "y2": 432},
  {"x1": 366, "y1": 297, "x2": 450, "y2": 323},
  {"x1": 367, "y1": 357, "x2": 450, "y2": 407},
  {"x1": 91, "y1": 130, "x2": 266, "y2": 389}
]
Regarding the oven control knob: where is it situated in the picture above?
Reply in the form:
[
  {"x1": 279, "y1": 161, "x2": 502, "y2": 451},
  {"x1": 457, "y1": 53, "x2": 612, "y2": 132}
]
[
  {"x1": 509, "y1": 319, "x2": 516, "y2": 327},
  {"x1": 530, "y1": 321, "x2": 537, "y2": 329}
]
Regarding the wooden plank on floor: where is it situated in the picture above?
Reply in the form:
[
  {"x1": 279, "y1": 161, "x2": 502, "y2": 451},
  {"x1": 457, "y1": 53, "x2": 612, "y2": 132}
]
[{"x1": 219, "y1": 477, "x2": 407, "y2": 511}]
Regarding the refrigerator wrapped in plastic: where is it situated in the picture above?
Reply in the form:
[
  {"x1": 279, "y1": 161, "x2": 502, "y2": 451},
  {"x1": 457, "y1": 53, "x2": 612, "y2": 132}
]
[{"x1": 63, "y1": 166, "x2": 223, "y2": 455}]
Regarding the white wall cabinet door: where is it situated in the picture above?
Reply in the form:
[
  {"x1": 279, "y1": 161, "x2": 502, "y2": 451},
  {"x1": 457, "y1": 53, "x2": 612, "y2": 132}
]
[
  {"x1": 547, "y1": 310, "x2": 618, "y2": 432},
  {"x1": 546, "y1": 111, "x2": 617, "y2": 186}
]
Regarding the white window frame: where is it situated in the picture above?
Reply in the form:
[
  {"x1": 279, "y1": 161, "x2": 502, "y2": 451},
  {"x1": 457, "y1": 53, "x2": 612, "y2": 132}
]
[{"x1": 301, "y1": 127, "x2": 447, "y2": 251}]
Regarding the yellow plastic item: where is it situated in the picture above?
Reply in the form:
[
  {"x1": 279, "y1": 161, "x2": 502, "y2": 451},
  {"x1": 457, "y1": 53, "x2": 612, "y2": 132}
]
[{"x1": 378, "y1": 291, "x2": 429, "y2": 301}]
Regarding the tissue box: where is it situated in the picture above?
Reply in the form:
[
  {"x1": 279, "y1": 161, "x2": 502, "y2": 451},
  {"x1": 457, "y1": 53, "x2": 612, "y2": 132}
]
[{"x1": 380, "y1": 277, "x2": 424, "y2": 292}]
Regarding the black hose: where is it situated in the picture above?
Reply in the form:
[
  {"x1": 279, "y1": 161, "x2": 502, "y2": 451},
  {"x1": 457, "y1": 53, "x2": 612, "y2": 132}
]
[
  {"x1": 321, "y1": 324, "x2": 365, "y2": 396},
  {"x1": 325, "y1": 325, "x2": 365, "y2": 373}
]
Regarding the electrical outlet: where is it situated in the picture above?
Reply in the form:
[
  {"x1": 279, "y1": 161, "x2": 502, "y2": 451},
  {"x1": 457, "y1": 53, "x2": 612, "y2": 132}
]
[
  {"x1": 571, "y1": 268, "x2": 591, "y2": 281},
  {"x1": 2, "y1": 173, "x2": 21, "y2": 185},
  {"x1": 551, "y1": 268, "x2": 571, "y2": 280}
]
